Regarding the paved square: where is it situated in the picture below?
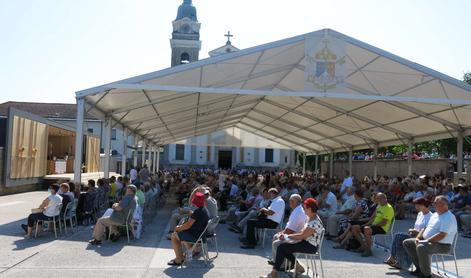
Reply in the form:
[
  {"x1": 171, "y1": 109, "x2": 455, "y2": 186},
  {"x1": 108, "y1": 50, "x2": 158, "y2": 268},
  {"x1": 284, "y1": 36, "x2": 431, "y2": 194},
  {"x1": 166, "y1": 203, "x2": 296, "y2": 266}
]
[{"x1": 0, "y1": 192, "x2": 469, "y2": 278}]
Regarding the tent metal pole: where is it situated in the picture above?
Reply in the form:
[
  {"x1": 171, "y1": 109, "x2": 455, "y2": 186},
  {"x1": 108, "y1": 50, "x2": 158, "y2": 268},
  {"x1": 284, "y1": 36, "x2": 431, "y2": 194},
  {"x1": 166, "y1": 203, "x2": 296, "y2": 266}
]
[
  {"x1": 153, "y1": 146, "x2": 157, "y2": 173},
  {"x1": 156, "y1": 146, "x2": 161, "y2": 172},
  {"x1": 407, "y1": 140, "x2": 413, "y2": 176},
  {"x1": 348, "y1": 148, "x2": 353, "y2": 177},
  {"x1": 141, "y1": 142, "x2": 146, "y2": 168},
  {"x1": 103, "y1": 116, "x2": 112, "y2": 179},
  {"x1": 133, "y1": 136, "x2": 138, "y2": 168},
  {"x1": 315, "y1": 153, "x2": 319, "y2": 174},
  {"x1": 329, "y1": 152, "x2": 334, "y2": 179},
  {"x1": 121, "y1": 128, "x2": 128, "y2": 177},
  {"x1": 373, "y1": 144, "x2": 378, "y2": 180},
  {"x1": 148, "y1": 146, "x2": 152, "y2": 170},
  {"x1": 73, "y1": 98, "x2": 85, "y2": 183},
  {"x1": 457, "y1": 132, "x2": 464, "y2": 180},
  {"x1": 303, "y1": 153, "x2": 306, "y2": 176}
]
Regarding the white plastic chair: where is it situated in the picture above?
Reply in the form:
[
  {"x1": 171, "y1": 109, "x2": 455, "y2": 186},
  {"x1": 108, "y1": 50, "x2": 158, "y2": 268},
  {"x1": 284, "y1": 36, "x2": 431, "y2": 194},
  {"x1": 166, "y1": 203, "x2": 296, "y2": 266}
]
[
  {"x1": 285, "y1": 229, "x2": 326, "y2": 278},
  {"x1": 61, "y1": 202, "x2": 74, "y2": 234},
  {"x1": 431, "y1": 233, "x2": 459, "y2": 277},
  {"x1": 373, "y1": 218, "x2": 395, "y2": 251},
  {"x1": 35, "y1": 203, "x2": 63, "y2": 238}
]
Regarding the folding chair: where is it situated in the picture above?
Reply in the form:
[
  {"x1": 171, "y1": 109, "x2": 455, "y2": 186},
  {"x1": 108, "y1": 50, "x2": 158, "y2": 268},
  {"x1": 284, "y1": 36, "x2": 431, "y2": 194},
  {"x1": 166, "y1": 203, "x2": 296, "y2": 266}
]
[
  {"x1": 432, "y1": 233, "x2": 459, "y2": 277},
  {"x1": 258, "y1": 210, "x2": 285, "y2": 248},
  {"x1": 181, "y1": 217, "x2": 216, "y2": 267},
  {"x1": 286, "y1": 229, "x2": 326, "y2": 278},
  {"x1": 109, "y1": 207, "x2": 135, "y2": 243},
  {"x1": 205, "y1": 216, "x2": 220, "y2": 259},
  {"x1": 373, "y1": 218, "x2": 395, "y2": 251}
]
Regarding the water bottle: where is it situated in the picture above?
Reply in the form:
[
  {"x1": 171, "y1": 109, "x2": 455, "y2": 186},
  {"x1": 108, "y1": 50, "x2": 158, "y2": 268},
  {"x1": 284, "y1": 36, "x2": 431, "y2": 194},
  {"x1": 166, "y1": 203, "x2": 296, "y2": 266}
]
[{"x1": 186, "y1": 249, "x2": 192, "y2": 261}]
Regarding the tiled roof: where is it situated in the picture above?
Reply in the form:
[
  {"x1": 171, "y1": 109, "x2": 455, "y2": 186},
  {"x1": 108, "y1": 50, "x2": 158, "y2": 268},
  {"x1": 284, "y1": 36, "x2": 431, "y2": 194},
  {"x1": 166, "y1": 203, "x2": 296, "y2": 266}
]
[{"x1": 0, "y1": 101, "x2": 97, "y2": 120}]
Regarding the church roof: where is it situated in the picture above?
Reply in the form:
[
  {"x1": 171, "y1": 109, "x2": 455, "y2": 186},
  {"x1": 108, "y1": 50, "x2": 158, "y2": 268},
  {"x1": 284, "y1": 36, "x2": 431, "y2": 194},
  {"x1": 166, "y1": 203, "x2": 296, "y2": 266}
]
[
  {"x1": 76, "y1": 28, "x2": 471, "y2": 154},
  {"x1": 208, "y1": 43, "x2": 240, "y2": 57},
  {"x1": 0, "y1": 101, "x2": 97, "y2": 120}
]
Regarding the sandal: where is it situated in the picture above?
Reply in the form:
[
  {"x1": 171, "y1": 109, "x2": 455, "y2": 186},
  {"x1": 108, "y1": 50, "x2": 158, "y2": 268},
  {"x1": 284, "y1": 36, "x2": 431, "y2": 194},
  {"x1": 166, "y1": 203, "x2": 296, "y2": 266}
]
[
  {"x1": 386, "y1": 260, "x2": 401, "y2": 269},
  {"x1": 167, "y1": 259, "x2": 184, "y2": 266}
]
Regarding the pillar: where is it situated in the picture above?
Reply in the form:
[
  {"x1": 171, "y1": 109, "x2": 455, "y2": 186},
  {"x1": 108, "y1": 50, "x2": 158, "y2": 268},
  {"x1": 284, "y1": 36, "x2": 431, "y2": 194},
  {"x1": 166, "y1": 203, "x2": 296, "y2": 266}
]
[
  {"x1": 329, "y1": 152, "x2": 334, "y2": 178},
  {"x1": 141, "y1": 142, "x2": 146, "y2": 167},
  {"x1": 407, "y1": 140, "x2": 413, "y2": 176},
  {"x1": 156, "y1": 146, "x2": 161, "y2": 172},
  {"x1": 152, "y1": 146, "x2": 157, "y2": 173},
  {"x1": 148, "y1": 145, "x2": 152, "y2": 170},
  {"x1": 348, "y1": 148, "x2": 353, "y2": 177},
  {"x1": 73, "y1": 98, "x2": 85, "y2": 183},
  {"x1": 133, "y1": 136, "x2": 138, "y2": 168},
  {"x1": 302, "y1": 153, "x2": 306, "y2": 175},
  {"x1": 121, "y1": 128, "x2": 128, "y2": 177},
  {"x1": 314, "y1": 153, "x2": 319, "y2": 174},
  {"x1": 457, "y1": 131, "x2": 464, "y2": 179},
  {"x1": 103, "y1": 117, "x2": 112, "y2": 179},
  {"x1": 373, "y1": 144, "x2": 378, "y2": 180}
]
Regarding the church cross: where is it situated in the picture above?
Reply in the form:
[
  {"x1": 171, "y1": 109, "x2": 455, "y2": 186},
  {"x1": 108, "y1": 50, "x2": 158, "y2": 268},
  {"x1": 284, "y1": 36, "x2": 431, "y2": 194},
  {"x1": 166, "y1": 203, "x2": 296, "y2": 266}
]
[{"x1": 225, "y1": 31, "x2": 233, "y2": 44}]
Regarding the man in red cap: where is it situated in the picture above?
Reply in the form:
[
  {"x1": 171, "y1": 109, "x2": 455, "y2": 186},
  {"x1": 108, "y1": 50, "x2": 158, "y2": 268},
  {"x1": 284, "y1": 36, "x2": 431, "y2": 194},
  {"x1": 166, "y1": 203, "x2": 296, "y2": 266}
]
[{"x1": 168, "y1": 192, "x2": 209, "y2": 266}]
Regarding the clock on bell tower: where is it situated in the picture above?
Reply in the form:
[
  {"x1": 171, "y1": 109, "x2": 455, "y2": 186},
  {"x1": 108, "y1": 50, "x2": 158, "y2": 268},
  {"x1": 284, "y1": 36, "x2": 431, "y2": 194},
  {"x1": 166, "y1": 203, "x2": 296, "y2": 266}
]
[{"x1": 170, "y1": 0, "x2": 201, "y2": 67}]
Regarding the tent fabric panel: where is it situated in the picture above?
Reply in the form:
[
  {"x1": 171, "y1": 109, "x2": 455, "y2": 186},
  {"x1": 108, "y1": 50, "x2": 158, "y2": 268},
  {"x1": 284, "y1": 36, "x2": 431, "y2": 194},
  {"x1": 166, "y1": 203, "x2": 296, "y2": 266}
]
[{"x1": 353, "y1": 101, "x2": 418, "y2": 124}]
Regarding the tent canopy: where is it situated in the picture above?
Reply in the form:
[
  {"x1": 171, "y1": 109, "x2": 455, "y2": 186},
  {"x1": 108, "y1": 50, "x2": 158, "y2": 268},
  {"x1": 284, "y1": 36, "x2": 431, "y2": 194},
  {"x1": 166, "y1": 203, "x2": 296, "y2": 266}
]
[{"x1": 76, "y1": 28, "x2": 471, "y2": 154}]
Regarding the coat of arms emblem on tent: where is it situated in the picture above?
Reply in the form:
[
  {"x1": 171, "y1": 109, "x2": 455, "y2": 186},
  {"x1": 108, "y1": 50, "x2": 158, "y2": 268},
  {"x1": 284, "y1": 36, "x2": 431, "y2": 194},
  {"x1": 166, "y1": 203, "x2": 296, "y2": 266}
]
[{"x1": 305, "y1": 36, "x2": 346, "y2": 91}]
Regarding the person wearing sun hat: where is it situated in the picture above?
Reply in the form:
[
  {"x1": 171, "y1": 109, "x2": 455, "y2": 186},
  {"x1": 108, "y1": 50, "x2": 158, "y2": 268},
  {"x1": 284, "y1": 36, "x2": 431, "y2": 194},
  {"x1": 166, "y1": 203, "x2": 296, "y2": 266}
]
[{"x1": 168, "y1": 192, "x2": 209, "y2": 266}]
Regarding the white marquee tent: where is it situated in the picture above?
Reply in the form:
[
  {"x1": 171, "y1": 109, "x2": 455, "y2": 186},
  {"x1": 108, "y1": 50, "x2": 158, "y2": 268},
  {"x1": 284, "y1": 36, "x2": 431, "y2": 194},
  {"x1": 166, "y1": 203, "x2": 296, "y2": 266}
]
[{"x1": 73, "y1": 28, "x2": 471, "y2": 182}]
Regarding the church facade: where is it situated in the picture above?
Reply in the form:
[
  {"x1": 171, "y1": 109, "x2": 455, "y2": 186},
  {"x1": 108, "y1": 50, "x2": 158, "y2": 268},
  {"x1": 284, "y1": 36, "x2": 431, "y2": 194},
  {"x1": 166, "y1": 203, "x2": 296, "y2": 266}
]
[{"x1": 160, "y1": 0, "x2": 297, "y2": 169}]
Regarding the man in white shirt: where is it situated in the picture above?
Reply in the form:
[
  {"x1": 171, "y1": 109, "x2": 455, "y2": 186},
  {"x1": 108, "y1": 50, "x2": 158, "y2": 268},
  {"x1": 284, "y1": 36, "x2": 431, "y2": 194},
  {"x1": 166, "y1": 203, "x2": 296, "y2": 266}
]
[
  {"x1": 241, "y1": 188, "x2": 285, "y2": 249},
  {"x1": 339, "y1": 171, "x2": 353, "y2": 202},
  {"x1": 318, "y1": 186, "x2": 338, "y2": 224},
  {"x1": 269, "y1": 194, "x2": 307, "y2": 266},
  {"x1": 326, "y1": 187, "x2": 356, "y2": 238},
  {"x1": 403, "y1": 196, "x2": 458, "y2": 278},
  {"x1": 130, "y1": 166, "x2": 138, "y2": 184}
]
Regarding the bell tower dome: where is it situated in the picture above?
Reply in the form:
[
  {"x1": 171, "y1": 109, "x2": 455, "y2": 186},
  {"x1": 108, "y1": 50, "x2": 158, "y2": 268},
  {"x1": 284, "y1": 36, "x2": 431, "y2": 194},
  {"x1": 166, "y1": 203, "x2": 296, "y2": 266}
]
[{"x1": 170, "y1": 0, "x2": 201, "y2": 67}]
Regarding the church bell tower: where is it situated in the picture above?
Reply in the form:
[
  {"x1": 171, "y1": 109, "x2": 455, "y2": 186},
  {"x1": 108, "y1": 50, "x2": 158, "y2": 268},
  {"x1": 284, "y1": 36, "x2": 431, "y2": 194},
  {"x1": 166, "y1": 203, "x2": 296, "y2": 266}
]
[{"x1": 170, "y1": 0, "x2": 201, "y2": 67}]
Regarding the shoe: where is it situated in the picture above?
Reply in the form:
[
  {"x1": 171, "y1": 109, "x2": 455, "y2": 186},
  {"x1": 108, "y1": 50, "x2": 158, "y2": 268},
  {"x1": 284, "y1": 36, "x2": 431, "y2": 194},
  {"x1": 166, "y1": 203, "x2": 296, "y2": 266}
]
[
  {"x1": 110, "y1": 233, "x2": 120, "y2": 242},
  {"x1": 418, "y1": 274, "x2": 431, "y2": 278},
  {"x1": 229, "y1": 226, "x2": 242, "y2": 233},
  {"x1": 361, "y1": 249, "x2": 373, "y2": 257},
  {"x1": 21, "y1": 224, "x2": 28, "y2": 234},
  {"x1": 88, "y1": 239, "x2": 102, "y2": 245},
  {"x1": 409, "y1": 268, "x2": 421, "y2": 277},
  {"x1": 267, "y1": 260, "x2": 275, "y2": 266},
  {"x1": 240, "y1": 243, "x2": 256, "y2": 249},
  {"x1": 219, "y1": 219, "x2": 226, "y2": 224}
]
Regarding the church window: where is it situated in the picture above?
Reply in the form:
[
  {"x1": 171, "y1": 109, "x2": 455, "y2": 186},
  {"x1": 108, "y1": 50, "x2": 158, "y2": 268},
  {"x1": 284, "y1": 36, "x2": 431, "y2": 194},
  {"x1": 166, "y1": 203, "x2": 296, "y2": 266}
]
[
  {"x1": 176, "y1": 144, "x2": 185, "y2": 160},
  {"x1": 265, "y1": 149, "x2": 274, "y2": 163}
]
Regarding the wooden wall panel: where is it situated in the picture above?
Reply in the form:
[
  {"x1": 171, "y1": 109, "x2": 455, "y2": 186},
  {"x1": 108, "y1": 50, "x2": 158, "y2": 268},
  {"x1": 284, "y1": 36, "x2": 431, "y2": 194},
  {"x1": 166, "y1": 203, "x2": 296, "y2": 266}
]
[
  {"x1": 86, "y1": 136, "x2": 100, "y2": 173},
  {"x1": 10, "y1": 116, "x2": 48, "y2": 179}
]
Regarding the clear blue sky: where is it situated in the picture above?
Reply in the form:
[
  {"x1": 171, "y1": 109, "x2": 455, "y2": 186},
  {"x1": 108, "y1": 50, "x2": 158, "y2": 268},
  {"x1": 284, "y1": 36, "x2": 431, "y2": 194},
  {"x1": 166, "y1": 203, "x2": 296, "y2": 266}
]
[{"x1": 1, "y1": 0, "x2": 470, "y2": 104}]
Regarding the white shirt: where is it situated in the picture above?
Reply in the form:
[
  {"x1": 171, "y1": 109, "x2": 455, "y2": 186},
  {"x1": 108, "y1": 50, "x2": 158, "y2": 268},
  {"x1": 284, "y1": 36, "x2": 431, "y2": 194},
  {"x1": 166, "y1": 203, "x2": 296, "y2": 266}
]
[
  {"x1": 130, "y1": 169, "x2": 138, "y2": 181},
  {"x1": 423, "y1": 211, "x2": 457, "y2": 244},
  {"x1": 44, "y1": 194, "x2": 63, "y2": 217},
  {"x1": 414, "y1": 211, "x2": 432, "y2": 231},
  {"x1": 340, "y1": 177, "x2": 353, "y2": 201},
  {"x1": 323, "y1": 192, "x2": 338, "y2": 214},
  {"x1": 286, "y1": 204, "x2": 308, "y2": 232},
  {"x1": 267, "y1": 196, "x2": 285, "y2": 224}
]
